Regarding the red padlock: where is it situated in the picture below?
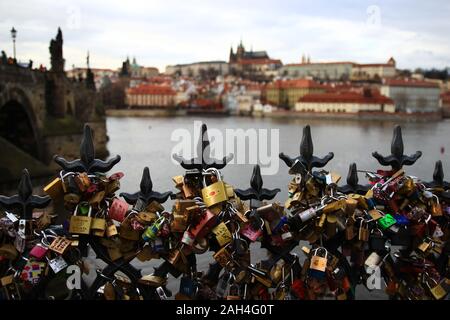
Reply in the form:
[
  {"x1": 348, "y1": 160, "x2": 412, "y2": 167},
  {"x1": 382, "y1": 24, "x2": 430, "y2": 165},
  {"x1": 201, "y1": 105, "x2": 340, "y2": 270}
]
[
  {"x1": 108, "y1": 198, "x2": 129, "y2": 222},
  {"x1": 29, "y1": 243, "x2": 48, "y2": 260},
  {"x1": 240, "y1": 219, "x2": 263, "y2": 242},
  {"x1": 190, "y1": 210, "x2": 216, "y2": 238}
]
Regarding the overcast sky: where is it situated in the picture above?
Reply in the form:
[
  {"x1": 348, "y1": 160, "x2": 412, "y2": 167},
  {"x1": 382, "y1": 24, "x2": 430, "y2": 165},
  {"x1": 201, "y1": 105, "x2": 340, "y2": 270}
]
[{"x1": 1, "y1": 0, "x2": 449, "y2": 72}]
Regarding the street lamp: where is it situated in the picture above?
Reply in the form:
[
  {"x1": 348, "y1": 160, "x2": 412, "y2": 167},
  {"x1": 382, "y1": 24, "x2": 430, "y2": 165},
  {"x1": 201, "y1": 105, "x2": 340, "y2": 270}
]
[{"x1": 10, "y1": 27, "x2": 17, "y2": 60}]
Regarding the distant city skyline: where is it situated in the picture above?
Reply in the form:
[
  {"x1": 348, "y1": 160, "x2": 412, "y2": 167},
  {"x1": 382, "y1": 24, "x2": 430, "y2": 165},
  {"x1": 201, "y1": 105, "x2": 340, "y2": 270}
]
[{"x1": 1, "y1": 0, "x2": 450, "y2": 72}]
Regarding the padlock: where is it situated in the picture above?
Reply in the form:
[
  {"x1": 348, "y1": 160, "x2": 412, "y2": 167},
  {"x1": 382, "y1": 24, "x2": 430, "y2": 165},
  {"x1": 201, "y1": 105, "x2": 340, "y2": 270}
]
[
  {"x1": 91, "y1": 212, "x2": 107, "y2": 237},
  {"x1": 89, "y1": 191, "x2": 106, "y2": 207},
  {"x1": 17, "y1": 219, "x2": 33, "y2": 239},
  {"x1": 43, "y1": 177, "x2": 64, "y2": 200},
  {"x1": 20, "y1": 261, "x2": 46, "y2": 284},
  {"x1": 281, "y1": 225, "x2": 294, "y2": 241},
  {"x1": 326, "y1": 213, "x2": 337, "y2": 238},
  {"x1": 171, "y1": 214, "x2": 188, "y2": 233},
  {"x1": 213, "y1": 245, "x2": 232, "y2": 268},
  {"x1": 47, "y1": 255, "x2": 68, "y2": 274},
  {"x1": 179, "y1": 275, "x2": 199, "y2": 299},
  {"x1": 368, "y1": 209, "x2": 383, "y2": 221},
  {"x1": 240, "y1": 218, "x2": 264, "y2": 242},
  {"x1": 0, "y1": 243, "x2": 18, "y2": 260},
  {"x1": 106, "y1": 172, "x2": 124, "y2": 195},
  {"x1": 107, "y1": 246, "x2": 123, "y2": 261},
  {"x1": 48, "y1": 236, "x2": 72, "y2": 255},
  {"x1": 431, "y1": 195, "x2": 443, "y2": 217},
  {"x1": 201, "y1": 168, "x2": 228, "y2": 207},
  {"x1": 142, "y1": 216, "x2": 166, "y2": 242},
  {"x1": 108, "y1": 198, "x2": 129, "y2": 222},
  {"x1": 119, "y1": 216, "x2": 140, "y2": 241},
  {"x1": 426, "y1": 277, "x2": 448, "y2": 300},
  {"x1": 358, "y1": 219, "x2": 369, "y2": 242},
  {"x1": 190, "y1": 209, "x2": 216, "y2": 238},
  {"x1": 212, "y1": 222, "x2": 232, "y2": 247},
  {"x1": 1, "y1": 275, "x2": 21, "y2": 300},
  {"x1": 105, "y1": 220, "x2": 118, "y2": 237},
  {"x1": 74, "y1": 172, "x2": 91, "y2": 192},
  {"x1": 226, "y1": 283, "x2": 241, "y2": 300},
  {"x1": 369, "y1": 228, "x2": 387, "y2": 251},
  {"x1": 345, "y1": 217, "x2": 356, "y2": 240},
  {"x1": 29, "y1": 242, "x2": 49, "y2": 260},
  {"x1": 69, "y1": 204, "x2": 92, "y2": 235},
  {"x1": 64, "y1": 193, "x2": 81, "y2": 205},
  {"x1": 378, "y1": 214, "x2": 396, "y2": 230},
  {"x1": 310, "y1": 247, "x2": 328, "y2": 272}
]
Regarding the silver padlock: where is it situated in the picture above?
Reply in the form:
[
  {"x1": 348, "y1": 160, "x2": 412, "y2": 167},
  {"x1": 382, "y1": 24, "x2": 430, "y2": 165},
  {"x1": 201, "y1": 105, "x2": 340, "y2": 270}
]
[{"x1": 48, "y1": 255, "x2": 68, "y2": 273}]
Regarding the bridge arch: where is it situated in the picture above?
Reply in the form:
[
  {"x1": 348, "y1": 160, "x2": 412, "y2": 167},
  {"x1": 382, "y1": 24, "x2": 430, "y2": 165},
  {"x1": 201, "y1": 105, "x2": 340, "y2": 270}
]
[{"x1": 0, "y1": 85, "x2": 43, "y2": 160}]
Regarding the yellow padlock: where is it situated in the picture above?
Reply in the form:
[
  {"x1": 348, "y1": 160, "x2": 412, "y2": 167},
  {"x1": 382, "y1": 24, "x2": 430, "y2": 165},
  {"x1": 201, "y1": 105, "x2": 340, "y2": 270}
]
[
  {"x1": 201, "y1": 168, "x2": 228, "y2": 207},
  {"x1": 69, "y1": 205, "x2": 92, "y2": 235},
  {"x1": 212, "y1": 222, "x2": 232, "y2": 247}
]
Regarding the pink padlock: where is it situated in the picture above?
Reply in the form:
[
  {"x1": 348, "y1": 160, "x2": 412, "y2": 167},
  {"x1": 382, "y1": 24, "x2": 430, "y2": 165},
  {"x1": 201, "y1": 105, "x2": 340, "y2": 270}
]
[
  {"x1": 108, "y1": 198, "x2": 129, "y2": 222},
  {"x1": 240, "y1": 219, "x2": 264, "y2": 242},
  {"x1": 190, "y1": 210, "x2": 216, "y2": 238},
  {"x1": 29, "y1": 244, "x2": 48, "y2": 260}
]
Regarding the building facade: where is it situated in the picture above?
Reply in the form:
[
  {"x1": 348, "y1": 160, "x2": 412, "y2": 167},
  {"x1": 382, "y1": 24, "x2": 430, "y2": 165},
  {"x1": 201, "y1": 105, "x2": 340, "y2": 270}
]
[
  {"x1": 165, "y1": 61, "x2": 229, "y2": 78},
  {"x1": 266, "y1": 79, "x2": 326, "y2": 109},
  {"x1": 380, "y1": 79, "x2": 441, "y2": 112},
  {"x1": 295, "y1": 89, "x2": 395, "y2": 113},
  {"x1": 126, "y1": 84, "x2": 176, "y2": 108},
  {"x1": 280, "y1": 57, "x2": 396, "y2": 81}
]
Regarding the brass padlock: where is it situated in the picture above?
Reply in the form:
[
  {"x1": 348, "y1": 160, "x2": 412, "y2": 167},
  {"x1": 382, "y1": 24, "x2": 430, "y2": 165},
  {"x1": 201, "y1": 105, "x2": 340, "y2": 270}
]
[
  {"x1": 358, "y1": 219, "x2": 369, "y2": 242},
  {"x1": 106, "y1": 220, "x2": 118, "y2": 237},
  {"x1": 91, "y1": 213, "x2": 107, "y2": 237},
  {"x1": 89, "y1": 191, "x2": 105, "y2": 207},
  {"x1": 310, "y1": 247, "x2": 328, "y2": 272},
  {"x1": 69, "y1": 204, "x2": 92, "y2": 235},
  {"x1": 212, "y1": 222, "x2": 232, "y2": 247},
  {"x1": 48, "y1": 236, "x2": 72, "y2": 255},
  {"x1": 43, "y1": 177, "x2": 64, "y2": 200},
  {"x1": 119, "y1": 217, "x2": 140, "y2": 241},
  {"x1": 201, "y1": 168, "x2": 228, "y2": 207},
  {"x1": 431, "y1": 195, "x2": 443, "y2": 217},
  {"x1": 213, "y1": 245, "x2": 232, "y2": 267},
  {"x1": 172, "y1": 175, "x2": 184, "y2": 189}
]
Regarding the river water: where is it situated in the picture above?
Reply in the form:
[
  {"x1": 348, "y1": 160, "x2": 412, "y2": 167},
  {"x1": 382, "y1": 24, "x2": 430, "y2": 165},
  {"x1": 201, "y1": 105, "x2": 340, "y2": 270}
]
[
  {"x1": 99, "y1": 116, "x2": 450, "y2": 299},
  {"x1": 106, "y1": 116, "x2": 450, "y2": 199}
]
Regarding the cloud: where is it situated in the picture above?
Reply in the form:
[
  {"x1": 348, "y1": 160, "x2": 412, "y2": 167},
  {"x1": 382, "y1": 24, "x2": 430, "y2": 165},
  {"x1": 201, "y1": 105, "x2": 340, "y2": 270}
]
[{"x1": 1, "y1": 0, "x2": 449, "y2": 71}]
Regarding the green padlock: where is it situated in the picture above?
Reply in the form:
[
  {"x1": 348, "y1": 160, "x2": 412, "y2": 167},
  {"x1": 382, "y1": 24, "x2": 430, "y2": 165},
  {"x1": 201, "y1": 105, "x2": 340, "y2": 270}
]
[{"x1": 378, "y1": 214, "x2": 396, "y2": 230}]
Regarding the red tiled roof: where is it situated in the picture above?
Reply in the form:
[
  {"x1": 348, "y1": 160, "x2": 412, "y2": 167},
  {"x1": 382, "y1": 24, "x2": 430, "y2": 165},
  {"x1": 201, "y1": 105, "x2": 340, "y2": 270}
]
[
  {"x1": 127, "y1": 84, "x2": 175, "y2": 95},
  {"x1": 382, "y1": 78, "x2": 440, "y2": 88},
  {"x1": 298, "y1": 90, "x2": 393, "y2": 104},
  {"x1": 441, "y1": 91, "x2": 450, "y2": 104},
  {"x1": 267, "y1": 79, "x2": 325, "y2": 90}
]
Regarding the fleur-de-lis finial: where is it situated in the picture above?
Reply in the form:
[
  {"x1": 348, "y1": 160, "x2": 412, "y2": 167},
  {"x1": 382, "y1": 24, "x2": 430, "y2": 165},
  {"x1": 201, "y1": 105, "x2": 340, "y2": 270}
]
[
  {"x1": 337, "y1": 163, "x2": 370, "y2": 195},
  {"x1": 279, "y1": 125, "x2": 334, "y2": 171},
  {"x1": 424, "y1": 160, "x2": 450, "y2": 188},
  {"x1": 235, "y1": 165, "x2": 280, "y2": 206},
  {"x1": 54, "y1": 124, "x2": 121, "y2": 173},
  {"x1": 0, "y1": 169, "x2": 51, "y2": 219},
  {"x1": 120, "y1": 167, "x2": 173, "y2": 205},
  {"x1": 172, "y1": 123, "x2": 233, "y2": 171},
  {"x1": 372, "y1": 125, "x2": 422, "y2": 171}
]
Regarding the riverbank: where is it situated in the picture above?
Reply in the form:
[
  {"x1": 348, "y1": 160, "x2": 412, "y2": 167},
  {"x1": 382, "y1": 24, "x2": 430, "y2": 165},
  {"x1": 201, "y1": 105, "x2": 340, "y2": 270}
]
[{"x1": 106, "y1": 108, "x2": 443, "y2": 122}]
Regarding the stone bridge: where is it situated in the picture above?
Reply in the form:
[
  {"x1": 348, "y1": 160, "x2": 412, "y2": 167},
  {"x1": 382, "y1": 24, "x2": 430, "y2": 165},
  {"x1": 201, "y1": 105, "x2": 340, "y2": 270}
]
[{"x1": 0, "y1": 29, "x2": 108, "y2": 193}]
